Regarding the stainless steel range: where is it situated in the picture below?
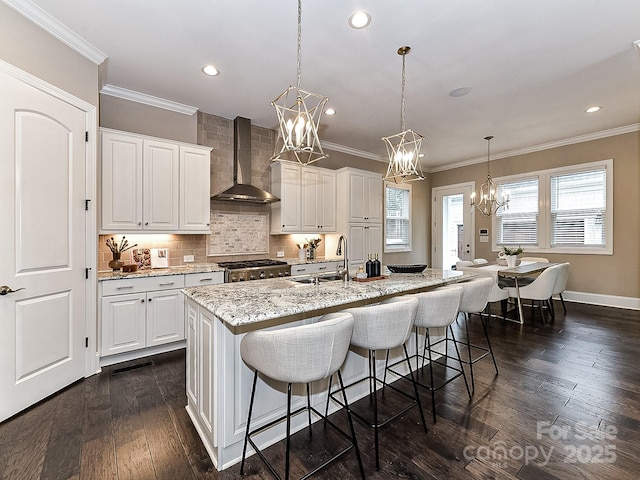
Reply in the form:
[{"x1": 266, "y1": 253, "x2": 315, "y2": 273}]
[{"x1": 218, "y1": 259, "x2": 291, "y2": 282}]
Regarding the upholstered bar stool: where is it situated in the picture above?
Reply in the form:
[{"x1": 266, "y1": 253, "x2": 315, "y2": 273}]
[
  {"x1": 240, "y1": 313, "x2": 365, "y2": 480},
  {"x1": 327, "y1": 297, "x2": 426, "y2": 471},
  {"x1": 384, "y1": 287, "x2": 470, "y2": 423},
  {"x1": 450, "y1": 277, "x2": 497, "y2": 395}
]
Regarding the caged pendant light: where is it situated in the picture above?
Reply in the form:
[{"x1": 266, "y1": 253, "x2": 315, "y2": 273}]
[
  {"x1": 382, "y1": 46, "x2": 425, "y2": 183},
  {"x1": 271, "y1": 0, "x2": 328, "y2": 165},
  {"x1": 470, "y1": 135, "x2": 509, "y2": 216}
]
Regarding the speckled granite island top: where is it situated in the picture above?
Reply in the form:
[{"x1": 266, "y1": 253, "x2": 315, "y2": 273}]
[
  {"x1": 183, "y1": 268, "x2": 473, "y2": 328},
  {"x1": 98, "y1": 264, "x2": 225, "y2": 281}
]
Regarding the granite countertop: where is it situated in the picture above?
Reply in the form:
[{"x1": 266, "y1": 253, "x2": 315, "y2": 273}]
[
  {"x1": 98, "y1": 264, "x2": 225, "y2": 281},
  {"x1": 183, "y1": 268, "x2": 472, "y2": 327}
]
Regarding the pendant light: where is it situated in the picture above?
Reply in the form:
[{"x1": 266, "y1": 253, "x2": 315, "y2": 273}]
[
  {"x1": 470, "y1": 135, "x2": 509, "y2": 216},
  {"x1": 382, "y1": 46, "x2": 425, "y2": 183},
  {"x1": 271, "y1": 0, "x2": 328, "y2": 165}
]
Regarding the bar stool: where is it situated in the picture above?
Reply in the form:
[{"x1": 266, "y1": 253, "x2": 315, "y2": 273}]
[
  {"x1": 327, "y1": 297, "x2": 426, "y2": 470},
  {"x1": 383, "y1": 287, "x2": 470, "y2": 423},
  {"x1": 451, "y1": 277, "x2": 497, "y2": 395},
  {"x1": 240, "y1": 313, "x2": 365, "y2": 480}
]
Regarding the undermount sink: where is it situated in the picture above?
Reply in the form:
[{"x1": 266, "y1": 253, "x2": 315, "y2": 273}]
[{"x1": 289, "y1": 274, "x2": 344, "y2": 285}]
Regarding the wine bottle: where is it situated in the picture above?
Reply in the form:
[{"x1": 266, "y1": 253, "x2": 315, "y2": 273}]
[
  {"x1": 366, "y1": 254, "x2": 373, "y2": 278},
  {"x1": 373, "y1": 253, "x2": 381, "y2": 277}
]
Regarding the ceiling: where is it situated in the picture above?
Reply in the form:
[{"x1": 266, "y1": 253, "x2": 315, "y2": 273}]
[{"x1": 18, "y1": 0, "x2": 640, "y2": 170}]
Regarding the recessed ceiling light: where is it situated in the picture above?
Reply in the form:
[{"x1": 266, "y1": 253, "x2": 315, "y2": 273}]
[
  {"x1": 202, "y1": 65, "x2": 220, "y2": 76},
  {"x1": 349, "y1": 11, "x2": 371, "y2": 29},
  {"x1": 449, "y1": 87, "x2": 472, "y2": 97},
  {"x1": 586, "y1": 106, "x2": 601, "y2": 113},
  {"x1": 325, "y1": 108, "x2": 336, "y2": 116},
  {"x1": 418, "y1": 153, "x2": 425, "y2": 158}
]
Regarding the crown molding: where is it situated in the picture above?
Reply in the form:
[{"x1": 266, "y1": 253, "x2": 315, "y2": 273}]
[
  {"x1": 321, "y1": 141, "x2": 385, "y2": 162},
  {"x1": 2, "y1": 0, "x2": 107, "y2": 65},
  {"x1": 100, "y1": 84, "x2": 198, "y2": 115},
  {"x1": 428, "y1": 123, "x2": 640, "y2": 173}
]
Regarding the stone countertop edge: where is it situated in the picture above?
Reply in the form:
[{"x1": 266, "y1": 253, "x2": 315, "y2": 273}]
[
  {"x1": 98, "y1": 264, "x2": 225, "y2": 281},
  {"x1": 182, "y1": 269, "x2": 475, "y2": 328}
]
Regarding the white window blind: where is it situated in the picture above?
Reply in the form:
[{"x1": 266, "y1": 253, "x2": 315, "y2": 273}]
[
  {"x1": 385, "y1": 184, "x2": 410, "y2": 250},
  {"x1": 496, "y1": 178, "x2": 538, "y2": 246},
  {"x1": 551, "y1": 168, "x2": 606, "y2": 246}
]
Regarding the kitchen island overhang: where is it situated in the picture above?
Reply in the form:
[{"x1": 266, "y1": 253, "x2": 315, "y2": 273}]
[{"x1": 182, "y1": 269, "x2": 474, "y2": 470}]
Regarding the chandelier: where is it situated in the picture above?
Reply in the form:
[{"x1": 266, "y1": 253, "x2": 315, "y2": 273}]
[
  {"x1": 471, "y1": 135, "x2": 509, "y2": 216},
  {"x1": 271, "y1": 0, "x2": 328, "y2": 165},
  {"x1": 382, "y1": 46, "x2": 425, "y2": 183}
]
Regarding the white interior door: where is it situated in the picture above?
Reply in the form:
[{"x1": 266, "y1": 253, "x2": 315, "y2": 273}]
[
  {"x1": 432, "y1": 183, "x2": 475, "y2": 269},
  {"x1": 0, "y1": 67, "x2": 88, "y2": 422}
]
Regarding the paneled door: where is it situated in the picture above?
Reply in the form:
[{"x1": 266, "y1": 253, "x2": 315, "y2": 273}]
[
  {"x1": 0, "y1": 66, "x2": 88, "y2": 422},
  {"x1": 432, "y1": 183, "x2": 475, "y2": 269}
]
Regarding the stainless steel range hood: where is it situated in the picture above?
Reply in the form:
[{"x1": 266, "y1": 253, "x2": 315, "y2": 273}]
[{"x1": 211, "y1": 116, "x2": 280, "y2": 204}]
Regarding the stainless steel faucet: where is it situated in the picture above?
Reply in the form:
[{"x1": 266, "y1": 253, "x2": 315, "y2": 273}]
[{"x1": 336, "y1": 235, "x2": 350, "y2": 282}]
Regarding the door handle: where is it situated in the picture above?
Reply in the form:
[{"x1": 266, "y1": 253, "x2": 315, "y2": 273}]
[{"x1": 0, "y1": 286, "x2": 25, "y2": 296}]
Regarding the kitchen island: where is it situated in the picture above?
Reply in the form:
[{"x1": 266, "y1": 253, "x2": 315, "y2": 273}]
[{"x1": 182, "y1": 268, "x2": 471, "y2": 470}]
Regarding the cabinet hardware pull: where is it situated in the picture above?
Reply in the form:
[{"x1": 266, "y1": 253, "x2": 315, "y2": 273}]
[
  {"x1": 318, "y1": 266, "x2": 327, "y2": 270},
  {"x1": 117, "y1": 285, "x2": 134, "y2": 290},
  {"x1": 199, "y1": 278, "x2": 213, "y2": 282},
  {"x1": 141, "y1": 299, "x2": 145, "y2": 302},
  {"x1": 159, "y1": 282, "x2": 174, "y2": 286}
]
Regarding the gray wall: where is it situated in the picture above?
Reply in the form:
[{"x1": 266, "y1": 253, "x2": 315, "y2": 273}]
[{"x1": 0, "y1": 3, "x2": 98, "y2": 106}]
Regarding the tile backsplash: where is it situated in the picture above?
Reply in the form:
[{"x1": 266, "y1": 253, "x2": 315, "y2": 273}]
[{"x1": 98, "y1": 233, "x2": 326, "y2": 271}]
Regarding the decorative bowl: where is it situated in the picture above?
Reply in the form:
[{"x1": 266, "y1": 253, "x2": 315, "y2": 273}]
[{"x1": 386, "y1": 264, "x2": 428, "y2": 273}]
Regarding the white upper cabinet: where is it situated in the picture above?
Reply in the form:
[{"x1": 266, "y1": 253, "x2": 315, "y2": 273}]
[
  {"x1": 337, "y1": 167, "x2": 383, "y2": 224},
  {"x1": 143, "y1": 139, "x2": 179, "y2": 230},
  {"x1": 301, "y1": 167, "x2": 336, "y2": 232},
  {"x1": 101, "y1": 131, "x2": 143, "y2": 231},
  {"x1": 180, "y1": 146, "x2": 212, "y2": 231},
  {"x1": 100, "y1": 129, "x2": 211, "y2": 233},
  {"x1": 270, "y1": 162, "x2": 302, "y2": 233},
  {"x1": 270, "y1": 162, "x2": 336, "y2": 234}
]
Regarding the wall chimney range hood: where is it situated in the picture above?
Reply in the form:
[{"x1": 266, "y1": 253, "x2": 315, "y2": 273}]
[{"x1": 211, "y1": 116, "x2": 280, "y2": 204}]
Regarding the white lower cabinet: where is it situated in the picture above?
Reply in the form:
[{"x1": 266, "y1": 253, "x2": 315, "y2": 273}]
[{"x1": 100, "y1": 271, "x2": 224, "y2": 361}]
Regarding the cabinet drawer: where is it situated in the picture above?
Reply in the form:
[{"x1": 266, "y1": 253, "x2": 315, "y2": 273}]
[
  {"x1": 315, "y1": 262, "x2": 340, "y2": 273},
  {"x1": 101, "y1": 274, "x2": 186, "y2": 296},
  {"x1": 291, "y1": 264, "x2": 313, "y2": 275},
  {"x1": 185, "y1": 271, "x2": 225, "y2": 287}
]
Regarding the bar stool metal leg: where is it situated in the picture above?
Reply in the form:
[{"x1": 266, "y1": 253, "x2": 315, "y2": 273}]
[{"x1": 240, "y1": 370, "x2": 259, "y2": 476}]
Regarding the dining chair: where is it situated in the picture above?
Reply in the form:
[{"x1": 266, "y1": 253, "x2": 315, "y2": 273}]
[
  {"x1": 506, "y1": 264, "x2": 561, "y2": 323},
  {"x1": 551, "y1": 262, "x2": 570, "y2": 314},
  {"x1": 520, "y1": 257, "x2": 549, "y2": 263},
  {"x1": 456, "y1": 260, "x2": 474, "y2": 269}
]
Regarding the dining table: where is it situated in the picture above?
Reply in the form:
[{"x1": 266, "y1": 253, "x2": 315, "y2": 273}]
[{"x1": 462, "y1": 261, "x2": 557, "y2": 324}]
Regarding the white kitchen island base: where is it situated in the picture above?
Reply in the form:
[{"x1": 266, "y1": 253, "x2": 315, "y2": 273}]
[{"x1": 183, "y1": 270, "x2": 470, "y2": 470}]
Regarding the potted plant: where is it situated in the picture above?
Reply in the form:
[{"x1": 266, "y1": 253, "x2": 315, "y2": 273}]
[{"x1": 501, "y1": 246, "x2": 523, "y2": 268}]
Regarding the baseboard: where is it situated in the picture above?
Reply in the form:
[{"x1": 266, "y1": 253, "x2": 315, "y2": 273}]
[{"x1": 558, "y1": 291, "x2": 640, "y2": 311}]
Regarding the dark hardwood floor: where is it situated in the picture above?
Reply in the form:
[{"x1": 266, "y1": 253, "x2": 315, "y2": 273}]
[{"x1": 2, "y1": 301, "x2": 640, "y2": 479}]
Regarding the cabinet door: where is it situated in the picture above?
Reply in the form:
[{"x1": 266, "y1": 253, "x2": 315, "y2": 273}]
[
  {"x1": 365, "y1": 173, "x2": 383, "y2": 222},
  {"x1": 271, "y1": 162, "x2": 301, "y2": 233},
  {"x1": 146, "y1": 289, "x2": 185, "y2": 347},
  {"x1": 301, "y1": 168, "x2": 319, "y2": 231},
  {"x1": 180, "y1": 145, "x2": 211, "y2": 231},
  {"x1": 348, "y1": 172, "x2": 366, "y2": 223},
  {"x1": 101, "y1": 293, "x2": 146, "y2": 356},
  {"x1": 101, "y1": 131, "x2": 143, "y2": 231},
  {"x1": 348, "y1": 224, "x2": 366, "y2": 270},
  {"x1": 365, "y1": 224, "x2": 383, "y2": 261},
  {"x1": 143, "y1": 140, "x2": 179, "y2": 230},
  {"x1": 318, "y1": 170, "x2": 336, "y2": 231}
]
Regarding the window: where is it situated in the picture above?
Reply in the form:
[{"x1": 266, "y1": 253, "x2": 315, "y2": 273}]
[
  {"x1": 492, "y1": 159, "x2": 612, "y2": 254},
  {"x1": 385, "y1": 182, "x2": 411, "y2": 252}
]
